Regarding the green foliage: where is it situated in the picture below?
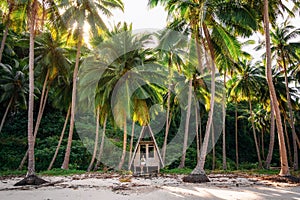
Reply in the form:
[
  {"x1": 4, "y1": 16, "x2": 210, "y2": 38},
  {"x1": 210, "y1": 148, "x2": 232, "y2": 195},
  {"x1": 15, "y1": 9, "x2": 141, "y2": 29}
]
[
  {"x1": 38, "y1": 168, "x2": 86, "y2": 176},
  {"x1": 161, "y1": 167, "x2": 192, "y2": 175}
]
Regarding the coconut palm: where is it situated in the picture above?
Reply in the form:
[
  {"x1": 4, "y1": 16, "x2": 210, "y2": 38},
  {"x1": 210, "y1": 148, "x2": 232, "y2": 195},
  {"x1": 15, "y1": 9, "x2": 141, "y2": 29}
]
[
  {"x1": 229, "y1": 60, "x2": 265, "y2": 168},
  {"x1": 59, "y1": 0, "x2": 124, "y2": 170},
  {"x1": 150, "y1": 0, "x2": 259, "y2": 181},
  {"x1": 78, "y1": 23, "x2": 163, "y2": 170},
  {"x1": 47, "y1": 73, "x2": 73, "y2": 170},
  {"x1": 270, "y1": 20, "x2": 300, "y2": 170},
  {"x1": 18, "y1": 30, "x2": 72, "y2": 170},
  {"x1": 153, "y1": 29, "x2": 186, "y2": 164},
  {"x1": 0, "y1": 60, "x2": 28, "y2": 133}
]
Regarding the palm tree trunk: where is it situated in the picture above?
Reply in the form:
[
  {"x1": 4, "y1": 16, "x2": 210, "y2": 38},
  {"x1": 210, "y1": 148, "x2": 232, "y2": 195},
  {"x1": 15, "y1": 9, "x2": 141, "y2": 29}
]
[
  {"x1": 162, "y1": 56, "x2": 172, "y2": 163},
  {"x1": 199, "y1": 108, "x2": 202, "y2": 148},
  {"x1": 263, "y1": 0, "x2": 290, "y2": 176},
  {"x1": 61, "y1": 29, "x2": 83, "y2": 170},
  {"x1": 118, "y1": 114, "x2": 127, "y2": 170},
  {"x1": 48, "y1": 105, "x2": 70, "y2": 170},
  {"x1": 283, "y1": 118, "x2": 292, "y2": 166},
  {"x1": 195, "y1": 104, "x2": 200, "y2": 162},
  {"x1": 33, "y1": 71, "x2": 49, "y2": 138},
  {"x1": 249, "y1": 98, "x2": 262, "y2": 168},
  {"x1": 191, "y1": 23, "x2": 215, "y2": 176},
  {"x1": 18, "y1": 85, "x2": 50, "y2": 170},
  {"x1": 282, "y1": 61, "x2": 298, "y2": 170},
  {"x1": 261, "y1": 128, "x2": 265, "y2": 160},
  {"x1": 0, "y1": 25, "x2": 9, "y2": 63},
  {"x1": 266, "y1": 99, "x2": 275, "y2": 169},
  {"x1": 0, "y1": 2, "x2": 14, "y2": 63},
  {"x1": 0, "y1": 96, "x2": 13, "y2": 133},
  {"x1": 222, "y1": 72, "x2": 227, "y2": 170},
  {"x1": 195, "y1": 28, "x2": 204, "y2": 75},
  {"x1": 179, "y1": 78, "x2": 193, "y2": 168},
  {"x1": 94, "y1": 114, "x2": 107, "y2": 171},
  {"x1": 212, "y1": 122, "x2": 215, "y2": 170},
  {"x1": 296, "y1": 135, "x2": 300, "y2": 149},
  {"x1": 235, "y1": 99, "x2": 239, "y2": 169},
  {"x1": 27, "y1": 0, "x2": 37, "y2": 177},
  {"x1": 87, "y1": 107, "x2": 100, "y2": 172},
  {"x1": 128, "y1": 121, "x2": 135, "y2": 167}
]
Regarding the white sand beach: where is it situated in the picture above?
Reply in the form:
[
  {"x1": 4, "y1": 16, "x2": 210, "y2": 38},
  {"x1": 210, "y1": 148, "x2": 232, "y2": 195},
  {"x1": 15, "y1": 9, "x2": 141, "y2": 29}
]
[{"x1": 0, "y1": 174, "x2": 299, "y2": 200}]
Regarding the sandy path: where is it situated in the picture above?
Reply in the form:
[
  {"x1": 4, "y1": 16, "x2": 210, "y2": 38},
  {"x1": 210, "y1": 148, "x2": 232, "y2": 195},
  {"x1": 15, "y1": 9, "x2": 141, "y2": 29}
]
[{"x1": 0, "y1": 174, "x2": 299, "y2": 200}]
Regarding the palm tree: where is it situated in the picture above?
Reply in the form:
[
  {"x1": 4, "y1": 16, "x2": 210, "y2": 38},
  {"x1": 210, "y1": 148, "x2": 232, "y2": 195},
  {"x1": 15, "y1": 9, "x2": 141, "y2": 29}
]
[
  {"x1": 26, "y1": 0, "x2": 37, "y2": 178},
  {"x1": 18, "y1": 30, "x2": 72, "y2": 170},
  {"x1": 14, "y1": 0, "x2": 46, "y2": 186},
  {"x1": 154, "y1": 29, "x2": 185, "y2": 164},
  {"x1": 0, "y1": 60, "x2": 28, "y2": 133},
  {"x1": 150, "y1": 0, "x2": 258, "y2": 181},
  {"x1": 48, "y1": 74, "x2": 73, "y2": 170},
  {"x1": 229, "y1": 60, "x2": 265, "y2": 168},
  {"x1": 269, "y1": 20, "x2": 300, "y2": 170},
  {"x1": 263, "y1": 0, "x2": 290, "y2": 176},
  {"x1": 60, "y1": 0, "x2": 123, "y2": 170},
  {"x1": 78, "y1": 23, "x2": 162, "y2": 170}
]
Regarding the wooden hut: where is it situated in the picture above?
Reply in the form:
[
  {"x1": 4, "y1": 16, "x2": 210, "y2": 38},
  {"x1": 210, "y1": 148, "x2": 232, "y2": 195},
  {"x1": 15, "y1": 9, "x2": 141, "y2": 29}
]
[{"x1": 129, "y1": 125, "x2": 164, "y2": 174}]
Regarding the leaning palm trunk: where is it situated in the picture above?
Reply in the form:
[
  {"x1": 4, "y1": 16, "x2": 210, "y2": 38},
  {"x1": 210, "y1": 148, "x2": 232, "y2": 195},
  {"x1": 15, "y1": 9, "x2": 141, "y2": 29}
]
[
  {"x1": 94, "y1": 114, "x2": 107, "y2": 171},
  {"x1": 162, "y1": 55, "x2": 172, "y2": 163},
  {"x1": 195, "y1": 104, "x2": 200, "y2": 162},
  {"x1": 264, "y1": 0, "x2": 290, "y2": 176},
  {"x1": 282, "y1": 62, "x2": 298, "y2": 170},
  {"x1": 48, "y1": 105, "x2": 71, "y2": 170},
  {"x1": 0, "y1": 97, "x2": 13, "y2": 133},
  {"x1": 235, "y1": 99, "x2": 239, "y2": 169},
  {"x1": 0, "y1": 2, "x2": 14, "y2": 63},
  {"x1": 222, "y1": 73, "x2": 227, "y2": 170},
  {"x1": 87, "y1": 107, "x2": 100, "y2": 172},
  {"x1": 183, "y1": 23, "x2": 216, "y2": 183},
  {"x1": 61, "y1": 30, "x2": 83, "y2": 170},
  {"x1": 179, "y1": 78, "x2": 193, "y2": 168},
  {"x1": 249, "y1": 98, "x2": 262, "y2": 168},
  {"x1": 265, "y1": 98, "x2": 275, "y2": 169},
  {"x1": 118, "y1": 114, "x2": 127, "y2": 170},
  {"x1": 212, "y1": 122, "x2": 215, "y2": 170},
  {"x1": 18, "y1": 86, "x2": 50, "y2": 170},
  {"x1": 0, "y1": 24, "x2": 9, "y2": 63},
  {"x1": 162, "y1": 82, "x2": 171, "y2": 163},
  {"x1": 283, "y1": 118, "x2": 292, "y2": 166},
  {"x1": 128, "y1": 121, "x2": 135, "y2": 167}
]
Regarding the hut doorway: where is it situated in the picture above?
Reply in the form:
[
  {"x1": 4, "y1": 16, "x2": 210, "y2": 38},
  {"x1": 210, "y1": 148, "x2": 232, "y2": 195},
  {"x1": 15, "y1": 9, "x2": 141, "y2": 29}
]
[{"x1": 129, "y1": 125, "x2": 164, "y2": 174}]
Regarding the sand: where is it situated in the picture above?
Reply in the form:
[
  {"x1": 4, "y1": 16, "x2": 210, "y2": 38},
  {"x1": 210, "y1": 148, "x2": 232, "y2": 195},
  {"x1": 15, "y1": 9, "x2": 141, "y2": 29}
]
[{"x1": 0, "y1": 173, "x2": 299, "y2": 200}]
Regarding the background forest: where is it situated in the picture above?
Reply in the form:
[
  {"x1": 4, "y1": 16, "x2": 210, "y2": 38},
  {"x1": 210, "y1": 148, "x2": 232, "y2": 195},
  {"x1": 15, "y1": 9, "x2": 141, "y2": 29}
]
[{"x1": 0, "y1": 0, "x2": 299, "y2": 178}]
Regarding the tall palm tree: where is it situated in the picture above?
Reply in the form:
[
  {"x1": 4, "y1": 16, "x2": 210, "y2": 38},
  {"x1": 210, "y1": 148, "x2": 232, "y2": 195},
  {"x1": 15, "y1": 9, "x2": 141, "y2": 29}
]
[
  {"x1": 48, "y1": 74, "x2": 73, "y2": 170},
  {"x1": 150, "y1": 0, "x2": 258, "y2": 181},
  {"x1": 263, "y1": 0, "x2": 290, "y2": 176},
  {"x1": 153, "y1": 29, "x2": 185, "y2": 164},
  {"x1": 26, "y1": 0, "x2": 37, "y2": 178},
  {"x1": 78, "y1": 23, "x2": 162, "y2": 170},
  {"x1": 270, "y1": 20, "x2": 300, "y2": 170},
  {"x1": 229, "y1": 60, "x2": 265, "y2": 168},
  {"x1": 60, "y1": 0, "x2": 123, "y2": 170},
  {"x1": 18, "y1": 30, "x2": 72, "y2": 170}
]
